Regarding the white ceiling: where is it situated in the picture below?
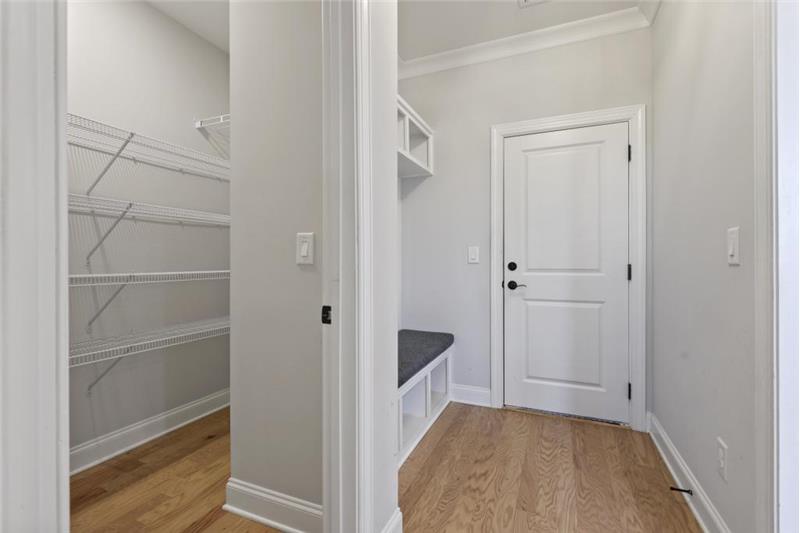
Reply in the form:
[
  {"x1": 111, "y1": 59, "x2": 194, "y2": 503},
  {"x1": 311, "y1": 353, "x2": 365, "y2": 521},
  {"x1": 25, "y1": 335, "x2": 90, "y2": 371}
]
[
  {"x1": 399, "y1": 0, "x2": 638, "y2": 60},
  {"x1": 146, "y1": 0, "x2": 641, "y2": 61},
  {"x1": 148, "y1": 1, "x2": 229, "y2": 52}
]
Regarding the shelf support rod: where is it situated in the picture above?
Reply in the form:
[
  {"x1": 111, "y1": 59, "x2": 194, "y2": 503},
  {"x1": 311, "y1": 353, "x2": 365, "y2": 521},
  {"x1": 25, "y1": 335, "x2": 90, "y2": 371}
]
[
  {"x1": 86, "y1": 283, "x2": 128, "y2": 333},
  {"x1": 86, "y1": 132, "x2": 134, "y2": 195},
  {"x1": 86, "y1": 202, "x2": 133, "y2": 265},
  {"x1": 86, "y1": 359, "x2": 122, "y2": 394}
]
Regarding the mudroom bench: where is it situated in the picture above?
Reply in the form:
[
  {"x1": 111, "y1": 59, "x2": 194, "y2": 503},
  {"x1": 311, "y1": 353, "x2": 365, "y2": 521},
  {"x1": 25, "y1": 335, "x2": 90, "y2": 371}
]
[{"x1": 397, "y1": 329, "x2": 454, "y2": 464}]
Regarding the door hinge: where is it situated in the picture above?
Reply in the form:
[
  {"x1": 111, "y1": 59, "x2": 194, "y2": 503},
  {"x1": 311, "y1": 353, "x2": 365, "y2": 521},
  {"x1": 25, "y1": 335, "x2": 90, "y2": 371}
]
[
  {"x1": 628, "y1": 382, "x2": 632, "y2": 400},
  {"x1": 628, "y1": 144, "x2": 632, "y2": 162},
  {"x1": 321, "y1": 305, "x2": 332, "y2": 325},
  {"x1": 627, "y1": 264, "x2": 632, "y2": 281}
]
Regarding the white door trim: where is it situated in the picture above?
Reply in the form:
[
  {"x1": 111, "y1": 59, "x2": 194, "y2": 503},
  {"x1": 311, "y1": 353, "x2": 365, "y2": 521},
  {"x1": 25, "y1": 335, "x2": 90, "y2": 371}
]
[
  {"x1": 753, "y1": 2, "x2": 777, "y2": 531},
  {"x1": 490, "y1": 105, "x2": 647, "y2": 431},
  {"x1": 322, "y1": 0, "x2": 380, "y2": 531},
  {"x1": 0, "y1": 0, "x2": 70, "y2": 530}
]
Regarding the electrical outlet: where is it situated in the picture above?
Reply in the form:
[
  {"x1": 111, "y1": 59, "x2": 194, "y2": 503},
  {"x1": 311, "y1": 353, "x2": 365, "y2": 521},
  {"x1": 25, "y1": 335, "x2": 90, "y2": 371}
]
[{"x1": 716, "y1": 437, "x2": 728, "y2": 482}]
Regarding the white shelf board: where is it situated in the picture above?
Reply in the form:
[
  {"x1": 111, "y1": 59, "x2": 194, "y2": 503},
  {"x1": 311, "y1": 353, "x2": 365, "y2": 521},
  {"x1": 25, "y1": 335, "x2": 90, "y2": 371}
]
[
  {"x1": 69, "y1": 317, "x2": 230, "y2": 367},
  {"x1": 68, "y1": 113, "x2": 230, "y2": 183},
  {"x1": 69, "y1": 193, "x2": 230, "y2": 226},
  {"x1": 69, "y1": 270, "x2": 230, "y2": 287},
  {"x1": 398, "y1": 149, "x2": 433, "y2": 179}
]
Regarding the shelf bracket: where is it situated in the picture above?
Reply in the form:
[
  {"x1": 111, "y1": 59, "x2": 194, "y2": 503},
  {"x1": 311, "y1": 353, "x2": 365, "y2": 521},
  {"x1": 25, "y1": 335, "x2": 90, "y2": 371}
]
[
  {"x1": 86, "y1": 202, "x2": 133, "y2": 265},
  {"x1": 86, "y1": 359, "x2": 122, "y2": 394},
  {"x1": 86, "y1": 283, "x2": 128, "y2": 333},
  {"x1": 87, "y1": 132, "x2": 134, "y2": 195}
]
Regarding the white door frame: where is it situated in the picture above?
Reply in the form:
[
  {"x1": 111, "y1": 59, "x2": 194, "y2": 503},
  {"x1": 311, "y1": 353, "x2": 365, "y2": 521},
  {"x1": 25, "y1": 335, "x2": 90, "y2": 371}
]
[
  {"x1": 0, "y1": 0, "x2": 70, "y2": 530},
  {"x1": 323, "y1": 1, "x2": 403, "y2": 532},
  {"x1": 489, "y1": 105, "x2": 647, "y2": 431}
]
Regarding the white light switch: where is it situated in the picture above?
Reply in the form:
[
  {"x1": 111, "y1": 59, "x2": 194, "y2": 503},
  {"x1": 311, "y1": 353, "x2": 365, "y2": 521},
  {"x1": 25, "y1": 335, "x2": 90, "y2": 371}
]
[
  {"x1": 727, "y1": 227, "x2": 740, "y2": 266},
  {"x1": 467, "y1": 246, "x2": 480, "y2": 264},
  {"x1": 296, "y1": 232, "x2": 314, "y2": 265}
]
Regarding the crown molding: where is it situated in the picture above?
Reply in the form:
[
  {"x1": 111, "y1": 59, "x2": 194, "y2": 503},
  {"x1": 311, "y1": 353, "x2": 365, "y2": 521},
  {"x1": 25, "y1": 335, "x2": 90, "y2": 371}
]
[{"x1": 399, "y1": 5, "x2": 654, "y2": 80}]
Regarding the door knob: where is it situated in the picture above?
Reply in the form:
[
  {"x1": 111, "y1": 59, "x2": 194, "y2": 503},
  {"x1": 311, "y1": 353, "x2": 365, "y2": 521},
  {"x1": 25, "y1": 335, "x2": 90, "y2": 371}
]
[{"x1": 507, "y1": 280, "x2": 527, "y2": 290}]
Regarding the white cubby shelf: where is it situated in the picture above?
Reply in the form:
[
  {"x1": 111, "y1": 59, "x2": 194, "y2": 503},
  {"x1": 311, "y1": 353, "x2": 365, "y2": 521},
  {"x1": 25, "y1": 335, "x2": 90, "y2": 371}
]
[
  {"x1": 397, "y1": 345, "x2": 452, "y2": 465},
  {"x1": 397, "y1": 95, "x2": 434, "y2": 179}
]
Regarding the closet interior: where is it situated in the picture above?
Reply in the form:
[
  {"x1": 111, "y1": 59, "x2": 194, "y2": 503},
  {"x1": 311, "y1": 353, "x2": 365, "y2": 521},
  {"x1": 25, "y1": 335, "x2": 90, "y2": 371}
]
[{"x1": 67, "y1": 1, "x2": 233, "y2": 523}]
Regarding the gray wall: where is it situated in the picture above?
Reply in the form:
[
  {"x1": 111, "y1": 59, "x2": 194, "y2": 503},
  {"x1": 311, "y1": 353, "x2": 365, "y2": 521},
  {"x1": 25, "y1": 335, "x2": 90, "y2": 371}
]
[
  {"x1": 229, "y1": 0, "x2": 323, "y2": 505},
  {"x1": 651, "y1": 2, "x2": 756, "y2": 529},
  {"x1": 398, "y1": 28, "x2": 652, "y2": 390},
  {"x1": 68, "y1": 1, "x2": 230, "y2": 449}
]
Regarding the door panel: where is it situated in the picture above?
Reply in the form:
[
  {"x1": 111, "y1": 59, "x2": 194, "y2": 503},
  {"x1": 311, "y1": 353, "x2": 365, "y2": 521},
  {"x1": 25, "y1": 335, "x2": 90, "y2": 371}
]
[{"x1": 504, "y1": 122, "x2": 629, "y2": 423}]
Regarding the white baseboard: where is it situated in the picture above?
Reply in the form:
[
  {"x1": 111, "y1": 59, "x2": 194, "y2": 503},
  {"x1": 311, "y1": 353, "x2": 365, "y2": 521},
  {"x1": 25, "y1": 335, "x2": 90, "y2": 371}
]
[
  {"x1": 70, "y1": 388, "x2": 230, "y2": 474},
  {"x1": 647, "y1": 412, "x2": 731, "y2": 533},
  {"x1": 380, "y1": 507, "x2": 403, "y2": 533},
  {"x1": 451, "y1": 384, "x2": 492, "y2": 407},
  {"x1": 224, "y1": 477, "x2": 323, "y2": 533}
]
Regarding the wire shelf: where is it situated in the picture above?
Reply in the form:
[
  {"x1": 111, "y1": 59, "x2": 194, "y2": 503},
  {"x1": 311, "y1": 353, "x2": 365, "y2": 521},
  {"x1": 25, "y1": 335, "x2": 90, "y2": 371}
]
[
  {"x1": 69, "y1": 318, "x2": 230, "y2": 368},
  {"x1": 70, "y1": 270, "x2": 230, "y2": 287},
  {"x1": 195, "y1": 113, "x2": 230, "y2": 160},
  {"x1": 67, "y1": 113, "x2": 230, "y2": 183},
  {"x1": 69, "y1": 193, "x2": 230, "y2": 226}
]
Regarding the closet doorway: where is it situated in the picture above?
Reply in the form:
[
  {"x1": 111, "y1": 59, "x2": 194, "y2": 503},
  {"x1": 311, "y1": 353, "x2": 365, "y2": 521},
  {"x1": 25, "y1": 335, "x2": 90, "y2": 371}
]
[{"x1": 64, "y1": 2, "x2": 247, "y2": 531}]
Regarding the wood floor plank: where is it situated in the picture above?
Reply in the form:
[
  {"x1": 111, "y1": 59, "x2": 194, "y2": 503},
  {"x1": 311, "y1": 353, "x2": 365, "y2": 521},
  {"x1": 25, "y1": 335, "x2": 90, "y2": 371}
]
[
  {"x1": 70, "y1": 408, "x2": 278, "y2": 533},
  {"x1": 572, "y1": 422, "x2": 624, "y2": 532},
  {"x1": 399, "y1": 402, "x2": 466, "y2": 500},
  {"x1": 517, "y1": 414, "x2": 578, "y2": 531},
  {"x1": 403, "y1": 406, "x2": 497, "y2": 532},
  {"x1": 400, "y1": 403, "x2": 701, "y2": 533}
]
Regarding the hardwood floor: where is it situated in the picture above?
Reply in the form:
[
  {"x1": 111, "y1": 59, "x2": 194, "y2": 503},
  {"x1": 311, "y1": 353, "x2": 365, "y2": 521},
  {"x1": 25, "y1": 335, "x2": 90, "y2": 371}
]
[
  {"x1": 73, "y1": 403, "x2": 700, "y2": 532},
  {"x1": 70, "y1": 408, "x2": 276, "y2": 532},
  {"x1": 399, "y1": 403, "x2": 702, "y2": 533}
]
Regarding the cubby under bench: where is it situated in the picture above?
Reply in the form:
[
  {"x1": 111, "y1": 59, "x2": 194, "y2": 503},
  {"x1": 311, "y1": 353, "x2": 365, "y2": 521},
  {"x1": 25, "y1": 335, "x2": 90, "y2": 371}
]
[{"x1": 397, "y1": 329, "x2": 454, "y2": 465}]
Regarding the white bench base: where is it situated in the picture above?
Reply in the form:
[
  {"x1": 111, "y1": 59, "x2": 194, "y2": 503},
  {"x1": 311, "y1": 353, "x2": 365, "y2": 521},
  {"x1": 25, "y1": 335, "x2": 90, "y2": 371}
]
[{"x1": 397, "y1": 345, "x2": 453, "y2": 466}]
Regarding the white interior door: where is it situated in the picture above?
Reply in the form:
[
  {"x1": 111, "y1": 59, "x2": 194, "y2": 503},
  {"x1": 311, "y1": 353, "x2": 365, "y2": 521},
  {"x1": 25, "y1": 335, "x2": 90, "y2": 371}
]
[{"x1": 503, "y1": 122, "x2": 630, "y2": 423}]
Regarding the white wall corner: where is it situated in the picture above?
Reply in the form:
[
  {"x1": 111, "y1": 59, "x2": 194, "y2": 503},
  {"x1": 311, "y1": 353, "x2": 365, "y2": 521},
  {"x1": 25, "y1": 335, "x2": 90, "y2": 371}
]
[
  {"x1": 398, "y1": 7, "x2": 650, "y2": 80},
  {"x1": 70, "y1": 388, "x2": 230, "y2": 474},
  {"x1": 452, "y1": 384, "x2": 493, "y2": 408},
  {"x1": 380, "y1": 507, "x2": 403, "y2": 533},
  {"x1": 647, "y1": 413, "x2": 732, "y2": 533},
  {"x1": 637, "y1": 0, "x2": 662, "y2": 25},
  {"x1": 224, "y1": 477, "x2": 323, "y2": 533}
]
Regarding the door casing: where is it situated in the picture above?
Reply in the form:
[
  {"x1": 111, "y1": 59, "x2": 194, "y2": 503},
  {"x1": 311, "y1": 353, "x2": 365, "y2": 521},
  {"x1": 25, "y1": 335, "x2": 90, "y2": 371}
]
[{"x1": 489, "y1": 105, "x2": 647, "y2": 431}]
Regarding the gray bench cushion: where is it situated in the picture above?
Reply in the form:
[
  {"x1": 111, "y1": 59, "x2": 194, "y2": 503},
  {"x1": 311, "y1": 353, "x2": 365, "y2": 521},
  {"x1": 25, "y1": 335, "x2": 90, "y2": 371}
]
[{"x1": 398, "y1": 329, "x2": 454, "y2": 388}]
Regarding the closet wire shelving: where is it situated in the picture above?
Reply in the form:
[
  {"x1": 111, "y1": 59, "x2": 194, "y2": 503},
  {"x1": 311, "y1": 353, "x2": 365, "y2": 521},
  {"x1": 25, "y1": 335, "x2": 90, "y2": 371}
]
[{"x1": 68, "y1": 113, "x2": 231, "y2": 384}]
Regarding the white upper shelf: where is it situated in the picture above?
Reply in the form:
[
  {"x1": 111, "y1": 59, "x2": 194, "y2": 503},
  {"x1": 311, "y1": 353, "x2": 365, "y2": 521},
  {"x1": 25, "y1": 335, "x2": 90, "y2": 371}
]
[
  {"x1": 397, "y1": 96, "x2": 434, "y2": 179},
  {"x1": 67, "y1": 113, "x2": 230, "y2": 184}
]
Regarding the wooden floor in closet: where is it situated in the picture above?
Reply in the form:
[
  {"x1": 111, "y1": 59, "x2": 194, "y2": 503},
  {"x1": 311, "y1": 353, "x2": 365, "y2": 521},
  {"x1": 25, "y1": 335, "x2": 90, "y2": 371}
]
[
  {"x1": 70, "y1": 408, "x2": 275, "y2": 533},
  {"x1": 399, "y1": 403, "x2": 702, "y2": 532}
]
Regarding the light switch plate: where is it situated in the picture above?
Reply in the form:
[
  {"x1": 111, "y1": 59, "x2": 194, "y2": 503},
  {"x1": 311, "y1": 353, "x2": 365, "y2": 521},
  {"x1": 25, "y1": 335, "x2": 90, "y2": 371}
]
[
  {"x1": 727, "y1": 227, "x2": 740, "y2": 266},
  {"x1": 467, "y1": 246, "x2": 480, "y2": 264},
  {"x1": 296, "y1": 232, "x2": 314, "y2": 265}
]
